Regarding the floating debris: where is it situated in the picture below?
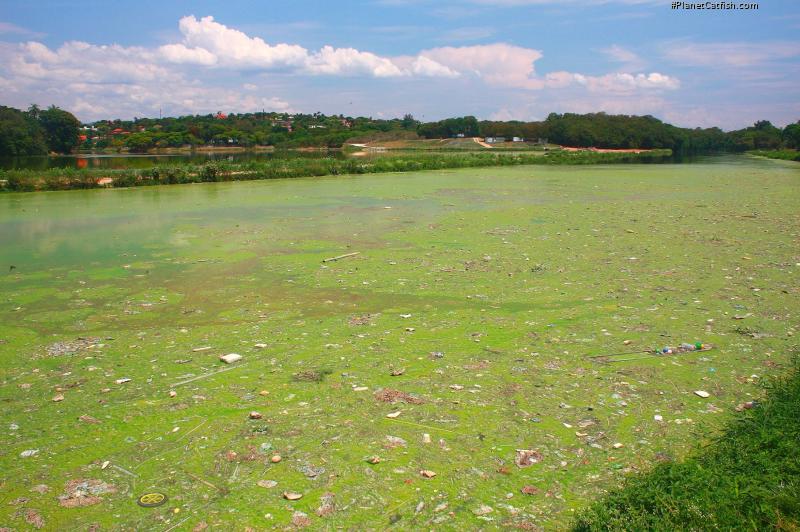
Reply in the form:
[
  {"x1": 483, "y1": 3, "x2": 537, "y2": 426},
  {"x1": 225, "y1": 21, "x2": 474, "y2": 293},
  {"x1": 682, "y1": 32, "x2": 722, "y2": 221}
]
[
  {"x1": 385, "y1": 435, "x2": 407, "y2": 448},
  {"x1": 316, "y1": 492, "x2": 336, "y2": 517},
  {"x1": 293, "y1": 369, "x2": 331, "y2": 382},
  {"x1": 23, "y1": 508, "x2": 44, "y2": 529},
  {"x1": 515, "y1": 449, "x2": 543, "y2": 468},
  {"x1": 473, "y1": 504, "x2": 494, "y2": 516},
  {"x1": 136, "y1": 492, "x2": 167, "y2": 508},
  {"x1": 297, "y1": 464, "x2": 325, "y2": 478},
  {"x1": 219, "y1": 353, "x2": 242, "y2": 364},
  {"x1": 322, "y1": 251, "x2": 360, "y2": 263},
  {"x1": 59, "y1": 479, "x2": 117, "y2": 508},
  {"x1": 374, "y1": 388, "x2": 423, "y2": 404},
  {"x1": 348, "y1": 314, "x2": 374, "y2": 326},
  {"x1": 735, "y1": 401, "x2": 758, "y2": 412},
  {"x1": 46, "y1": 337, "x2": 102, "y2": 357},
  {"x1": 283, "y1": 491, "x2": 303, "y2": 500},
  {"x1": 292, "y1": 511, "x2": 312, "y2": 527}
]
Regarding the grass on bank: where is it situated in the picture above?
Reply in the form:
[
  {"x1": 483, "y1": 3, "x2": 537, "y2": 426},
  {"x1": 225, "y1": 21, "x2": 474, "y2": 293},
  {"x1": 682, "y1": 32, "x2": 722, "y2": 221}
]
[
  {"x1": 750, "y1": 149, "x2": 800, "y2": 162},
  {"x1": 0, "y1": 149, "x2": 671, "y2": 192},
  {"x1": 572, "y1": 353, "x2": 800, "y2": 531}
]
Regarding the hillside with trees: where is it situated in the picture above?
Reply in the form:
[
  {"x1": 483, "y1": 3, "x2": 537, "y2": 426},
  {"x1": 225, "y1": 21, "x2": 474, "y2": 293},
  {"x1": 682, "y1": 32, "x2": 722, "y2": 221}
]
[
  {"x1": 0, "y1": 104, "x2": 798, "y2": 157},
  {"x1": 0, "y1": 105, "x2": 81, "y2": 156}
]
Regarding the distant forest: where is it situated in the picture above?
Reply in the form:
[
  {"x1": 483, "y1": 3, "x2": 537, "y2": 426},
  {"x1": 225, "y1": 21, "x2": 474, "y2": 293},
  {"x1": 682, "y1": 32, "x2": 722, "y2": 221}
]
[{"x1": 1, "y1": 104, "x2": 798, "y2": 156}]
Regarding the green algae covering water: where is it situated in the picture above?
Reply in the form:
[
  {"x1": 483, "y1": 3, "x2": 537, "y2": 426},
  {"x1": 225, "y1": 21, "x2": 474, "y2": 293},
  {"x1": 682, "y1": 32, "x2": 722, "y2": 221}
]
[{"x1": 1, "y1": 155, "x2": 798, "y2": 529}]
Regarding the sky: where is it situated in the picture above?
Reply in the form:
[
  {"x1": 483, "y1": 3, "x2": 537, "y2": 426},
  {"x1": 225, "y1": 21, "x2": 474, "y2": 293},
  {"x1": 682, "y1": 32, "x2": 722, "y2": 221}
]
[{"x1": 0, "y1": 0, "x2": 798, "y2": 129}]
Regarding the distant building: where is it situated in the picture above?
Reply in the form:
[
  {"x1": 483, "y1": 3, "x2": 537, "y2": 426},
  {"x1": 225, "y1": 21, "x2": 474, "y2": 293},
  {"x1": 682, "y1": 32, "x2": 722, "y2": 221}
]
[
  {"x1": 271, "y1": 120, "x2": 293, "y2": 132},
  {"x1": 512, "y1": 136, "x2": 524, "y2": 142},
  {"x1": 484, "y1": 136, "x2": 506, "y2": 144},
  {"x1": 215, "y1": 111, "x2": 227, "y2": 119}
]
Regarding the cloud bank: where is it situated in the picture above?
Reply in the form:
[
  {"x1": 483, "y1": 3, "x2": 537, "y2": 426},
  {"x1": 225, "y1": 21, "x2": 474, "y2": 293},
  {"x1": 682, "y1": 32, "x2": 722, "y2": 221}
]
[{"x1": 0, "y1": 15, "x2": 679, "y2": 120}]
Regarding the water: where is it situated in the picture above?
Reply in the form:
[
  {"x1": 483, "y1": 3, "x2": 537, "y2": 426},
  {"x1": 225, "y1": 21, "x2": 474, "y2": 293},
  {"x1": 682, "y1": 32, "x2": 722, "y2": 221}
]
[{"x1": 1, "y1": 155, "x2": 798, "y2": 529}]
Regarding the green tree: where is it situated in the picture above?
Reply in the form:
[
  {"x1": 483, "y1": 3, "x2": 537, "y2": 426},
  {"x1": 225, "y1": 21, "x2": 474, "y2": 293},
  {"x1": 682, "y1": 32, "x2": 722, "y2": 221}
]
[
  {"x1": 39, "y1": 106, "x2": 81, "y2": 153},
  {"x1": 125, "y1": 132, "x2": 156, "y2": 153},
  {"x1": 782, "y1": 122, "x2": 800, "y2": 149},
  {"x1": 0, "y1": 105, "x2": 48, "y2": 156}
]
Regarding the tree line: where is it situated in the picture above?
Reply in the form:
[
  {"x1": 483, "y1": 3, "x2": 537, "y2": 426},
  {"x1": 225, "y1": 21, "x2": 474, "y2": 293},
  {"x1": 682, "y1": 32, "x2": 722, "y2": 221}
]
[
  {"x1": 1, "y1": 104, "x2": 798, "y2": 157},
  {"x1": 0, "y1": 105, "x2": 81, "y2": 156},
  {"x1": 473, "y1": 113, "x2": 800, "y2": 153}
]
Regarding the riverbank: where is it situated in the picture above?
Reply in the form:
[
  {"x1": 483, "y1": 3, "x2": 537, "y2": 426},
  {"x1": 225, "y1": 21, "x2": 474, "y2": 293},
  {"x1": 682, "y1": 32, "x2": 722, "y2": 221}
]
[
  {"x1": 0, "y1": 149, "x2": 671, "y2": 193},
  {"x1": 573, "y1": 354, "x2": 800, "y2": 531},
  {"x1": 749, "y1": 149, "x2": 800, "y2": 162}
]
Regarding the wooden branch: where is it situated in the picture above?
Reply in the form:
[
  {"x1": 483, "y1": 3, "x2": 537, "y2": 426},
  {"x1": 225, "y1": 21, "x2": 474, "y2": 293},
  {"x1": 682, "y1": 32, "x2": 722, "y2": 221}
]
[{"x1": 322, "y1": 252, "x2": 360, "y2": 263}]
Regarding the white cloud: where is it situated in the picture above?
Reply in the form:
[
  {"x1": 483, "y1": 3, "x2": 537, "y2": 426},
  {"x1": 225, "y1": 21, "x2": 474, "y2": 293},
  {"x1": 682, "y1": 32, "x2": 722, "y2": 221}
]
[
  {"x1": 662, "y1": 40, "x2": 800, "y2": 68},
  {"x1": 581, "y1": 72, "x2": 680, "y2": 91},
  {"x1": 419, "y1": 43, "x2": 543, "y2": 88},
  {"x1": 159, "y1": 43, "x2": 217, "y2": 66},
  {"x1": 0, "y1": 21, "x2": 44, "y2": 38},
  {"x1": 305, "y1": 45, "x2": 405, "y2": 77},
  {"x1": 160, "y1": 16, "x2": 407, "y2": 77},
  {"x1": 601, "y1": 44, "x2": 646, "y2": 71},
  {"x1": 0, "y1": 14, "x2": 682, "y2": 121},
  {"x1": 410, "y1": 55, "x2": 460, "y2": 77},
  {"x1": 10, "y1": 41, "x2": 167, "y2": 84},
  {"x1": 163, "y1": 15, "x2": 308, "y2": 70}
]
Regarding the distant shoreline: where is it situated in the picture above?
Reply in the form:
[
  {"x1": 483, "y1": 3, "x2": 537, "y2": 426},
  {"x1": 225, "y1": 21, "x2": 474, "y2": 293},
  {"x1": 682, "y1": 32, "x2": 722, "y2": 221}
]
[{"x1": 0, "y1": 149, "x2": 673, "y2": 193}]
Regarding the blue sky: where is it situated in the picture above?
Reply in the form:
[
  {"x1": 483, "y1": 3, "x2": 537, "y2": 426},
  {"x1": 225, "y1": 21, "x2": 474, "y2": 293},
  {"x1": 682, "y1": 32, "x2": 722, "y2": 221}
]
[{"x1": 1, "y1": 0, "x2": 798, "y2": 129}]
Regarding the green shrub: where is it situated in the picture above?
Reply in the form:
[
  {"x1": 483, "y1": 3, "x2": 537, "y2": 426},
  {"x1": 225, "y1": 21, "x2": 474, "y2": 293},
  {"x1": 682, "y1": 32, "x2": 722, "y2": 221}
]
[{"x1": 573, "y1": 354, "x2": 800, "y2": 531}]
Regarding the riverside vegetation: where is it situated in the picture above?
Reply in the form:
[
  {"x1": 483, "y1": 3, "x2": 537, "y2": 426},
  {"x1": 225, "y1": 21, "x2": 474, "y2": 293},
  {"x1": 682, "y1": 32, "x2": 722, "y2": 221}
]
[
  {"x1": 0, "y1": 149, "x2": 672, "y2": 192},
  {"x1": 574, "y1": 353, "x2": 800, "y2": 530}
]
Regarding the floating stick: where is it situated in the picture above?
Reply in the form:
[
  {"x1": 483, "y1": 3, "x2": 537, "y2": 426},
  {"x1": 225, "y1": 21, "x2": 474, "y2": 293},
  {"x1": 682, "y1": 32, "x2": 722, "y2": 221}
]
[{"x1": 322, "y1": 252, "x2": 360, "y2": 263}]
